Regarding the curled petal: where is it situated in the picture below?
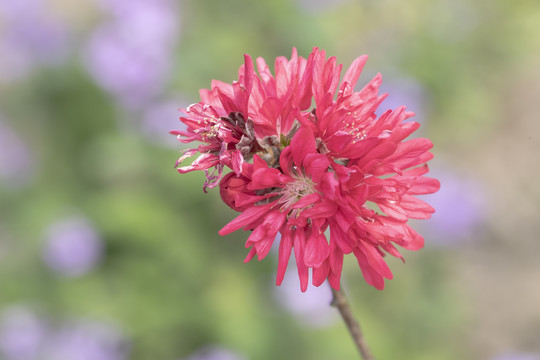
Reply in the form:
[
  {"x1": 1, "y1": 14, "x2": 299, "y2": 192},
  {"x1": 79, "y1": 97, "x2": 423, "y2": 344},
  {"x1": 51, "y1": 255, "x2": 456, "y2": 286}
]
[{"x1": 177, "y1": 153, "x2": 219, "y2": 174}]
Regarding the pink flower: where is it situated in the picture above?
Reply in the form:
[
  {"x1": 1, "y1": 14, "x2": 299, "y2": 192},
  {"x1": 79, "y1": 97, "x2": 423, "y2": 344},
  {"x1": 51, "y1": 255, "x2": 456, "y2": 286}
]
[{"x1": 173, "y1": 48, "x2": 440, "y2": 291}]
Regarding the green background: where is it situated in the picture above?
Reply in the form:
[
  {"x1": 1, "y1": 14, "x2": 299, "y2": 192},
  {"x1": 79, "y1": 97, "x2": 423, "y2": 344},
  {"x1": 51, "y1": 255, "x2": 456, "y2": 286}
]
[{"x1": 1, "y1": 0, "x2": 539, "y2": 359}]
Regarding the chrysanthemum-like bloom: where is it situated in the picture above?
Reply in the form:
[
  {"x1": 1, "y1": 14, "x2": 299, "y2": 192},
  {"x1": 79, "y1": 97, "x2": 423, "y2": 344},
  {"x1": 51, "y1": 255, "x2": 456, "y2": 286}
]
[
  {"x1": 171, "y1": 49, "x2": 314, "y2": 191},
  {"x1": 173, "y1": 48, "x2": 440, "y2": 291}
]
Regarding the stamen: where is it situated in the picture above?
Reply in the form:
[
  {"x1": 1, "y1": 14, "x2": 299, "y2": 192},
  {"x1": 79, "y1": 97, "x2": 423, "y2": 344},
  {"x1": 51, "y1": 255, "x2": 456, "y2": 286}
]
[
  {"x1": 342, "y1": 111, "x2": 368, "y2": 143},
  {"x1": 279, "y1": 175, "x2": 316, "y2": 210}
]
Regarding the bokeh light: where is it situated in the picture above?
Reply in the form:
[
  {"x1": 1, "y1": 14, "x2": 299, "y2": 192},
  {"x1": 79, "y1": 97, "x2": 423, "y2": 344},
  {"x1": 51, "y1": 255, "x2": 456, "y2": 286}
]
[{"x1": 1, "y1": 0, "x2": 539, "y2": 359}]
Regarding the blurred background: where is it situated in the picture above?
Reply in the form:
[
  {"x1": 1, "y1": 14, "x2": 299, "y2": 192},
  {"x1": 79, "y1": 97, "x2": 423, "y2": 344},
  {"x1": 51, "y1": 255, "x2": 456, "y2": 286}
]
[{"x1": 0, "y1": 0, "x2": 539, "y2": 359}]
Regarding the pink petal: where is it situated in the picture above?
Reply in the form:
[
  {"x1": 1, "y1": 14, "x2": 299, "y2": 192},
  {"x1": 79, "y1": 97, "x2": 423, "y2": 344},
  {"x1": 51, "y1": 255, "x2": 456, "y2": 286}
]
[
  {"x1": 276, "y1": 229, "x2": 293, "y2": 286},
  {"x1": 330, "y1": 223, "x2": 353, "y2": 255},
  {"x1": 292, "y1": 193, "x2": 320, "y2": 209},
  {"x1": 354, "y1": 141, "x2": 398, "y2": 168},
  {"x1": 312, "y1": 259, "x2": 330, "y2": 287},
  {"x1": 249, "y1": 167, "x2": 283, "y2": 190},
  {"x1": 408, "y1": 176, "x2": 440, "y2": 195},
  {"x1": 290, "y1": 126, "x2": 316, "y2": 167},
  {"x1": 244, "y1": 248, "x2": 257, "y2": 263},
  {"x1": 352, "y1": 247, "x2": 386, "y2": 290},
  {"x1": 304, "y1": 231, "x2": 330, "y2": 267},
  {"x1": 219, "y1": 204, "x2": 273, "y2": 235},
  {"x1": 231, "y1": 151, "x2": 244, "y2": 175},
  {"x1": 293, "y1": 229, "x2": 309, "y2": 292},
  {"x1": 377, "y1": 202, "x2": 409, "y2": 222},
  {"x1": 246, "y1": 211, "x2": 287, "y2": 260},
  {"x1": 319, "y1": 172, "x2": 339, "y2": 201},
  {"x1": 341, "y1": 55, "x2": 368, "y2": 93},
  {"x1": 327, "y1": 270, "x2": 341, "y2": 291},
  {"x1": 296, "y1": 50, "x2": 315, "y2": 110},
  {"x1": 303, "y1": 153, "x2": 330, "y2": 183},
  {"x1": 216, "y1": 88, "x2": 238, "y2": 114},
  {"x1": 399, "y1": 223, "x2": 424, "y2": 250},
  {"x1": 177, "y1": 153, "x2": 219, "y2": 173},
  {"x1": 400, "y1": 194, "x2": 435, "y2": 219},
  {"x1": 300, "y1": 200, "x2": 338, "y2": 219},
  {"x1": 386, "y1": 138, "x2": 434, "y2": 170},
  {"x1": 260, "y1": 97, "x2": 281, "y2": 129}
]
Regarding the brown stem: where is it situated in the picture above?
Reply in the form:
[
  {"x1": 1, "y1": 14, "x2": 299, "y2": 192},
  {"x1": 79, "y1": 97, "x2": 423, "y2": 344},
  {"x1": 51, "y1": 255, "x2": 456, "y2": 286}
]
[{"x1": 331, "y1": 287, "x2": 375, "y2": 360}]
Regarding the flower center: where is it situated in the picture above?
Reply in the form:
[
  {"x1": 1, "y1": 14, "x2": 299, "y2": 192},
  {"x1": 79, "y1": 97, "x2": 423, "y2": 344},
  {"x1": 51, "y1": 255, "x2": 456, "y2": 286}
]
[
  {"x1": 279, "y1": 175, "x2": 316, "y2": 210},
  {"x1": 195, "y1": 122, "x2": 220, "y2": 142}
]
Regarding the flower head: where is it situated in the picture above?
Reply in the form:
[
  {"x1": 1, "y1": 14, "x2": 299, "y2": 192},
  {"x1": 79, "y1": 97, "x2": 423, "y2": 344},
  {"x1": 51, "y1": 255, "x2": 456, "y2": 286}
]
[{"x1": 173, "y1": 48, "x2": 440, "y2": 291}]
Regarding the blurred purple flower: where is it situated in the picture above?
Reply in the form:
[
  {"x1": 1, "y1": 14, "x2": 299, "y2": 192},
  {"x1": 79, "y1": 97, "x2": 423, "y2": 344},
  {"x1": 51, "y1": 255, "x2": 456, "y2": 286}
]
[
  {"x1": 42, "y1": 216, "x2": 103, "y2": 277},
  {"x1": 420, "y1": 167, "x2": 487, "y2": 245},
  {"x1": 0, "y1": 119, "x2": 33, "y2": 187},
  {"x1": 95, "y1": 0, "x2": 179, "y2": 47},
  {"x1": 491, "y1": 352, "x2": 540, "y2": 360},
  {"x1": 45, "y1": 320, "x2": 128, "y2": 360},
  {"x1": 140, "y1": 98, "x2": 188, "y2": 147},
  {"x1": 84, "y1": 0, "x2": 179, "y2": 108},
  {"x1": 273, "y1": 267, "x2": 337, "y2": 327},
  {"x1": 0, "y1": 306, "x2": 47, "y2": 360},
  {"x1": 0, "y1": 0, "x2": 69, "y2": 82},
  {"x1": 183, "y1": 346, "x2": 247, "y2": 360},
  {"x1": 377, "y1": 77, "x2": 428, "y2": 126},
  {"x1": 296, "y1": 0, "x2": 351, "y2": 14}
]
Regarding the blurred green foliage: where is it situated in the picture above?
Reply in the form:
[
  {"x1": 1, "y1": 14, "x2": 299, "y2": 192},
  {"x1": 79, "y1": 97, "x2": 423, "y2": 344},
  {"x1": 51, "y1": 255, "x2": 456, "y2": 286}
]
[{"x1": 1, "y1": 0, "x2": 539, "y2": 359}]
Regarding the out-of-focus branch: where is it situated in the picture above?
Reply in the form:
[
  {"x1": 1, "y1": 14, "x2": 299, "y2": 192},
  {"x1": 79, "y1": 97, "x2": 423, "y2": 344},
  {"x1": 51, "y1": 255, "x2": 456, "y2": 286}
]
[{"x1": 331, "y1": 287, "x2": 375, "y2": 360}]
